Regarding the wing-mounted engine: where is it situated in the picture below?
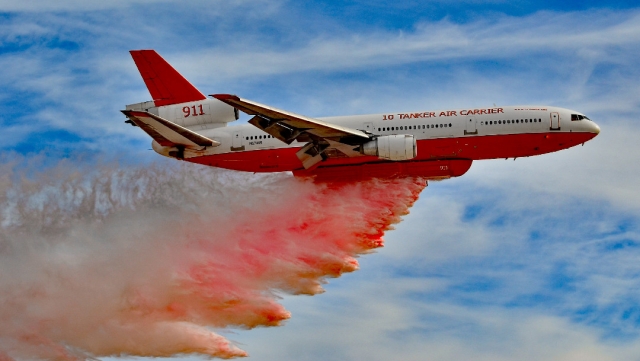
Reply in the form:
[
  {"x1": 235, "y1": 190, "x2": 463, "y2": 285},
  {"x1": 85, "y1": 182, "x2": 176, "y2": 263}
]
[{"x1": 359, "y1": 135, "x2": 417, "y2": 161}]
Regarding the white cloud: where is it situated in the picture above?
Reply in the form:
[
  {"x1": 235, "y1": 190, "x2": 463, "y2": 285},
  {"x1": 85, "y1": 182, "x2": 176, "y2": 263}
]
[
  {"x1": 184, "y1": 10, "x2": 640, "y2": 80},
  {"x1": 1, "y1": 4, "x2": 640, "y2": 361},
  {"x1": 0, "y1": 0, "x2": 173, "y2": 12},
  {"x1": 232, "y1": 274, "x2": 640, "y2": 361},
  {"x1": 463, "y1": 121, "x2": 640, "y2": 211},
  {"x1": 1, "y1": 6, "x2": 639, "y2": 149}
]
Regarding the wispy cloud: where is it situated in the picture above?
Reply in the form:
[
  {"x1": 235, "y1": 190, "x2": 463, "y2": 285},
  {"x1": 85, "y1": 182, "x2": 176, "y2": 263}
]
[
  {"x1": 1, "y1": 6, "x2": 637, "y2": 152},
  {"x1": 1, "y1": 3, "x2": 640, "y2": 361}
]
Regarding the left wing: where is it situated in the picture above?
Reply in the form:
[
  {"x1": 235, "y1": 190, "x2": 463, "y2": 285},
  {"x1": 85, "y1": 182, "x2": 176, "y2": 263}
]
[{"x1": 212, "y1": 94, "x2": 372, "y2": 168}]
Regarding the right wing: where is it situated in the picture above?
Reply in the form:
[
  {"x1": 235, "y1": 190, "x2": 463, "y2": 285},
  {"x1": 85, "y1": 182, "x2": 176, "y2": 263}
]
[
  {"x1": 121, "y1": 110, "x2": 219, "y2": 148},
  {"x1": 211, "y1": 94, "x2": 370, "y2": 145}
]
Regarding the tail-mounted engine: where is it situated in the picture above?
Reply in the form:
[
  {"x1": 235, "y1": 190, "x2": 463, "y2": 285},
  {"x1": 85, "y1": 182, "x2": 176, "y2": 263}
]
[
  {"x1": 125, "y1": 98, "x2": 238, "y2": 130},
  {"x1": 360, "y1": 135, "x2": 417, "y2": 161}
]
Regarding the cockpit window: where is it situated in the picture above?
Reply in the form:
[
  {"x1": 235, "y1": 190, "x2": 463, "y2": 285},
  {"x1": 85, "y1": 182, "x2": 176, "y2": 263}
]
[{"x1": 572, "y1": 114, "x2": 591, "y2": 121}]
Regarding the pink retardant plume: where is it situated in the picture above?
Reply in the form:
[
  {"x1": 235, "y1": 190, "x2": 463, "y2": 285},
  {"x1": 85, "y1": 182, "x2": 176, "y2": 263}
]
[{"x1": 0, "y1": 159, "x2": 425, "y2": 360}]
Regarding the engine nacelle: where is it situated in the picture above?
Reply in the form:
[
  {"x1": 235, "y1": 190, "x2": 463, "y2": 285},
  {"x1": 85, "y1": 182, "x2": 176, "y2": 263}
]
[
  {"x1": 127, "y1": 98, "x2": 238, "y2": 130},
  {"x1": 360, "y1": 134, "x2": 417, "y2": 161},
  {"x1": 157, "y1": 98, "x2": 238, "y2": 128}
]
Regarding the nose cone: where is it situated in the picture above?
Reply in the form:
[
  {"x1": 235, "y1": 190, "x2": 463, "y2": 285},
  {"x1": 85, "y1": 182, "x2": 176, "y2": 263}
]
[{"x1": 591, "y1": 122, "x2": 601, "y2": 135}]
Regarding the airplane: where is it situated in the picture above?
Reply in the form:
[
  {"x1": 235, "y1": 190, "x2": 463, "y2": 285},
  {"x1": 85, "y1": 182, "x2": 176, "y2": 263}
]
[{"x1": 122, "y1": 50, "x2": 600, "y2": 181}]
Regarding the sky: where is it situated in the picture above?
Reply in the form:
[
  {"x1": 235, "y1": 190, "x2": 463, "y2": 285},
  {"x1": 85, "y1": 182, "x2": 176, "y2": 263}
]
[{"x1": 1, "y1": 0, "x2": 640, "y2": 360}]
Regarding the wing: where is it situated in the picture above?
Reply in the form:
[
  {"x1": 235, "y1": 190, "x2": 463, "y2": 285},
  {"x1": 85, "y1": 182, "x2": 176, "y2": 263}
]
[
  {"x1": 121, "y1": 110, "x2": 219, "y2": 148},
  {"x1": 211, "y1": 94, "x2": 369, "y2": 144},
  {"x1": 211, "y1": 94, "x2": 372, "y2": 168}
]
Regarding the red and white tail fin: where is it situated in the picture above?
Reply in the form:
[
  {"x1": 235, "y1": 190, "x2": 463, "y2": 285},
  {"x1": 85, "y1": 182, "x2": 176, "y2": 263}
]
[{"x1": 130, "y1": 50, "x2": 206, "y2": 107}]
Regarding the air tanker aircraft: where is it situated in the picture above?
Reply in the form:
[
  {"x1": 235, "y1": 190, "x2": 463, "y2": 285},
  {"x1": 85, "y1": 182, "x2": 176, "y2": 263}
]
[{"x1": 123, "y1": 50, "x2": 600, "y2": 181}]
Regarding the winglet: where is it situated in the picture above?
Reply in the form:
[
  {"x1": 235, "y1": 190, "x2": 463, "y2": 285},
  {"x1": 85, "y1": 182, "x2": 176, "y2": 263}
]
[{"x1": 130, "y1": 50, "x2": 206, "y2": 107}]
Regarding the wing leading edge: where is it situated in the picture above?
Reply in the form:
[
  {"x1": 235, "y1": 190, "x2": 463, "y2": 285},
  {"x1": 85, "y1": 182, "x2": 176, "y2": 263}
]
[{"x1": 212, "y1": 94, "x2": 372, "y2": 168}]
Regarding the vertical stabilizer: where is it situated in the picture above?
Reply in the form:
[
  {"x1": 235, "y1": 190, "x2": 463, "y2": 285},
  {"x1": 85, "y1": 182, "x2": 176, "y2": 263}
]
[{"x1": 130, "y1": 50, "x2": 206, "y2": 107}]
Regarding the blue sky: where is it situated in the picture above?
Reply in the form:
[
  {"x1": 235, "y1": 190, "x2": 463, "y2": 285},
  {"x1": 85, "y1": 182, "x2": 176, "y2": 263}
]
[{"x1": 1, "y1": 0, "x2": 640, "y2": 360}]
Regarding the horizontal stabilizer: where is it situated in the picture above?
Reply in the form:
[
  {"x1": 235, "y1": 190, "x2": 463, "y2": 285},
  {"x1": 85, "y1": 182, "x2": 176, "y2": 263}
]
[
  {"x1": 121, "y1": 110, "x2": 219, "y2": 148},
  {"x1": 130, "y1": 50, "x2": 206, "y2": 107}
]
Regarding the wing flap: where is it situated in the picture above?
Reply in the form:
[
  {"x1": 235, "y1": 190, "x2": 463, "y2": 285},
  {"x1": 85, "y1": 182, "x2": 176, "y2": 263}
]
[{"x1": 121, "y1": 110, "x2": 219, "y2": 148}]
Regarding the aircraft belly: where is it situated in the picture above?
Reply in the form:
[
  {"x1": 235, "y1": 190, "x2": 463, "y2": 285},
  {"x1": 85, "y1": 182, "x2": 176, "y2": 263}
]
[
  {"x1": 293, "y1": 159, "x2": 473, "y2": 181},
  {"x1": 189, "y1": 147, "x2": 302, "y2": 172}
]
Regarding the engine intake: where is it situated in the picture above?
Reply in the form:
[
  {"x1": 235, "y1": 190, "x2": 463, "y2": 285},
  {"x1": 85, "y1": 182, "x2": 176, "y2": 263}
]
[{"x1": 360, "y1": 134, "x2": 417, "y2": 161}]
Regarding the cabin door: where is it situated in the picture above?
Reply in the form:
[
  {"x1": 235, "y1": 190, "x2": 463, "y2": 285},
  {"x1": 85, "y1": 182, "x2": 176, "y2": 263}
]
[
  {"x1": 464, "y1": 118, "x2": 477, "y2": 135},
  {"x1": 231, "y1": 131, "x2": 244, "y2": 151},
  {"x1": 550, "y1": 112, "x2": 560, "y2": 130}
]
